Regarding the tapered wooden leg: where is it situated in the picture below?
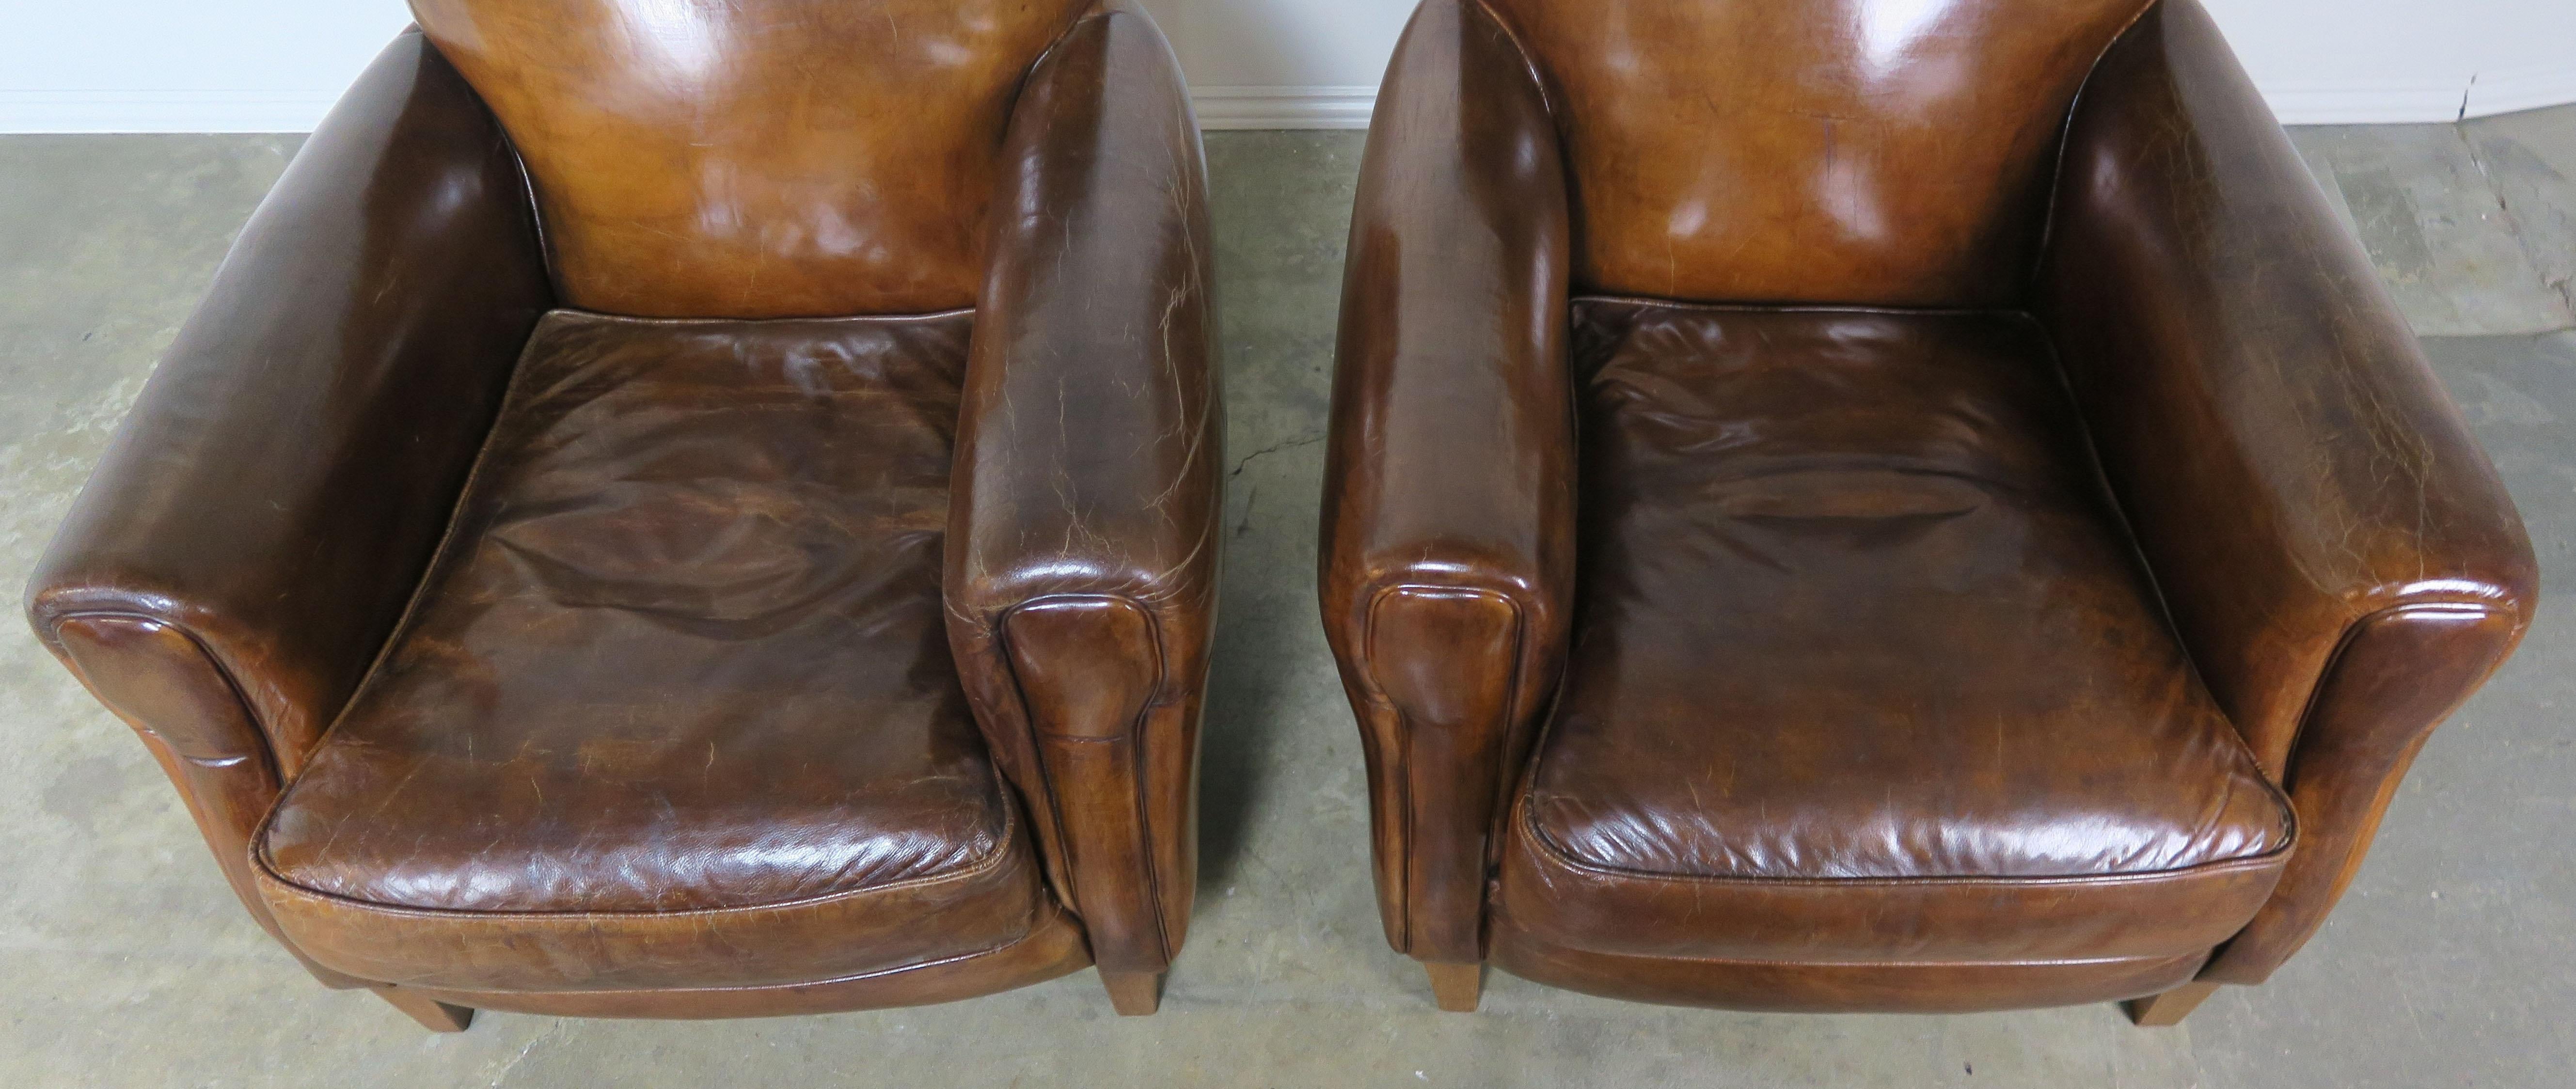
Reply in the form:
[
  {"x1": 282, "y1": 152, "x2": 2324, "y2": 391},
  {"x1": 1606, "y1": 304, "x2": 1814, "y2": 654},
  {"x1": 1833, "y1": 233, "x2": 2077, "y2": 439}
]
[
  {"x1": 1425, "y1": 962, "x2": 1483, "y2": 1012},
  {"x1": 374, "y1": 987, "x2": 474, "y2": 1032},
  {"x1": 1100, "y1": 970, "x2": 1164, "y2": 1016},
  {"x1": 2125, "y1": 981, "x2": 2220, "y2": 1027}
]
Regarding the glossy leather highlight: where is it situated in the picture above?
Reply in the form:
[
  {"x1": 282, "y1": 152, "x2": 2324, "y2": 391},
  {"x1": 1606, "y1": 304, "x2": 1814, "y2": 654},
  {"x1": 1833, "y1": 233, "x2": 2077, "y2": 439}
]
[
  {"x1": 253, "y1": 311, "x2": 1056, "y2": 992},
  {"x1": 1481, "y1": 0, "x2": 2149, "y2": 305},
  {"x1": 944, "y1": 1, "x2": 1219, "y2": 995},
  {"x1": 411, "y1": 0, "x2": 1091, "y2": 318},
  {"x1": 2039, "y1": 0, "x2": 2537, "y2": 986},
  {"x1": 26, "y1": 30, "x2": 551, "y2": 781},
  {"x1": 1328, "y1": 0, "x2": 2533, "y2": 1018},
  {"x1": 1319, "y1": 0, "x2": 1576, "y2": 961},
  {"x1": 1493, "y1": 302, "x2": 2290, "y2": 973},
  {"x1": 33, "y1": 1, "x2": 1216, "y2": 1025},
  {"x1": 25, "y1": 30, "x2": 549, "y2": 992}
]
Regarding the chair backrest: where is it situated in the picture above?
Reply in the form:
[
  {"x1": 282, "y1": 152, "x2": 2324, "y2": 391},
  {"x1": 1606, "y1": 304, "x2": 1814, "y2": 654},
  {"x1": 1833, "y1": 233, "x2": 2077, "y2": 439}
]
[
  {"x1": 1480, "y1": 0, "x2": 2151, "y2": 307},
  {"x1": 411, "y1": 0, "x2": 1093, "y2": 318}
]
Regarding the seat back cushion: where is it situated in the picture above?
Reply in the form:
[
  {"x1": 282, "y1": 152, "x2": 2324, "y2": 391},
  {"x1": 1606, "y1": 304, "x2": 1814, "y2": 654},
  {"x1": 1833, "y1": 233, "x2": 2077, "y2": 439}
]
[
  {"x1": 410, "y1": 0, "x2": 1091, "y2": 318},
  {"x1": 1481, "y1": 0, "x2": 2151, "y2": 306}
]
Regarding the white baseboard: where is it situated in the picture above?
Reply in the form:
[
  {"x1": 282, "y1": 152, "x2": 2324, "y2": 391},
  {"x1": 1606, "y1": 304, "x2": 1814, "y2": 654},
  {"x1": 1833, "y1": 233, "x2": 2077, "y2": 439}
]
[
  {"x1": 1191, "y1": 85, "x2": 1376, "y2": 130},
  {"x1": 2465, "y1": 63, "x2": 2576, "y2": 121},
  {"x1": 4, "y1": 75, "x2": 2571, "y2": 135},
  {"x1": 2260, "y1": 65, "x2": 2576, "y2": 125},
  {"x1": 2259, "y1": 80, "x2": 2474, "y2": 126}
]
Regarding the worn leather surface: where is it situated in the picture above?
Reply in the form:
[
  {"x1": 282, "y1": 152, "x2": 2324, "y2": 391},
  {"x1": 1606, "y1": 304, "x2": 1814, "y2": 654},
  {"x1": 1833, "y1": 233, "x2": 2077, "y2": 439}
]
[
  {"x1": 1318, "y1": 0, "x2": 1576, "y2": 964},
  {"x1": 22, "y1": 32, "x2": 549, "y2": 990},
  {"x1": 410, "y1": 0, "x2": 1090, "y2": 318},
  {"x1": 38, "y1": 2, "x2": 1213, "y2": 1015},
  {"x1": 1491, "y1": 914, "x2": 2208, "y2": 1014},
  {"x1": 254, "y1": 311, "x2": 1058, "y2": 992},
  {"x1": 2039, "y1": 0, "x2": 2537, "y2": 983},
  {"x1": 25, "y1": 30, "x2": 549, "y2": 778},
  {"x1": 1480, "y1": 0, "x2": 2148, "y2": 306},
  {"x1": 944, "y1": 1, "x2": 1219, "y2": 982},
  {"x1": 1329, "y1": 0, "x2": 2531, "y2": 1014},
  {"x1": 1494, "y1": 301, "x2": 2291, "y2": 965},
  {"x1": 399, "y1": 905, "x2": 1092, "y2": 1018}
]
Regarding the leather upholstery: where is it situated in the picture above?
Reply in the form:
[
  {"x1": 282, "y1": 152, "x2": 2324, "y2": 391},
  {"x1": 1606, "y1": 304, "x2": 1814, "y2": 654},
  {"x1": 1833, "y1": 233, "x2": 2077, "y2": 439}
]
[
  {"x1": 943, "y1": 1, "x2": 1219, "y2": 986},
  {"x1": 1326, "y1": 0, "x2": 2533, "y2": 1016},
  {"x1": 2039, "y1": 0, "x2": 2536, "y2": 984},
  {"x1": 1480, "y1": 0, "x2": 2149, "y2": 306},
  {"x1": 32, "y1": 0, "x2": 1214, "y2": 1022},
  {"x1": 1501, "y1": 302, "x2": 2292, "y2": 970},
  {"x1": 411, "y1": 0, "x2": 1091, "y2": 318},
  {"x1": 1319, "y1": 0, "x2": 1574, "y2": 967},
  {"x1": 26, "y1": 31, "x2": 549, "y2": 991},
  {"x1": 252, "y1": 312, "x2": 1058, "y2": 992}
]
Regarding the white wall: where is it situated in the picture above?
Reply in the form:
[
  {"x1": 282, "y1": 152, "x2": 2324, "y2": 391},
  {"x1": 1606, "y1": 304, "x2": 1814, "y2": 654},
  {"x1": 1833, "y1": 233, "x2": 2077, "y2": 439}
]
[
  {"x1": 1, "y1": 1, "x2": 2570, "y2": 133},
  {"x1": 2212, "y1": 0, "x2": 2576, "y2": 122}
]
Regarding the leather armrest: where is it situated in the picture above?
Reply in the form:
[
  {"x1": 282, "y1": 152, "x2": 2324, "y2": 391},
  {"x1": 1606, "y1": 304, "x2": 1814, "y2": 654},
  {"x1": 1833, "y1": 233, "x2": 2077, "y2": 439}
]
[
  {"x1": 2039, "y1": 0, "x2": 2537, "y2": 983},
  {"x1": 23, "y1": 30, "x2": 550, "y2": 980},
  {"x1": 943, "y1": 1, "x2": 1220, "y2": 985},
  {"x1": 1317, "y1": 0, "x2": 1576, "y2": 965}
]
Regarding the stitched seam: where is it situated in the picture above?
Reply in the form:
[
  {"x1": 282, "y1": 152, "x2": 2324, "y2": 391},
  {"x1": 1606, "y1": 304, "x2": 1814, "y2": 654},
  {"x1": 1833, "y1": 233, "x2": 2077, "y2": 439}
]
[
  {"x1": 262, "y1": 318, "x2": 545, "y2": 798},
  {"x1": 429, "y1": 920, "x2": 1077, "y2": 999},
  {"x1": 993, "y1": 594, "x2": 1176, "y2": 963},
  {"x1": 545, "y1": 307, "x2": 977, "y2": 329},
  {"x1": 2278, "y1": 602, "x2": 2513, "y2": 788},
  {"x1": 1573, "y1": 294, "x2": 2033, "y2": 319},
  {"x1": 1510, "y1": 949, "x2": 2201, "y2": 970},
  {"x1": 2024, "y1": 323, "x2": 2300, "y2": 846},
  {"x1": 46, "y1": 611, "x2": 281, "y2": 786},
  {"x1": 1468, "y1": 0, "x2": 1558, "y2": 122},
  {"x1": 2026, "y1": 0, "x2": 2165, "y2": 296},
  {"x1": 1362, "y1": 584, "x2": 1528, "y2": 958},
  {"x1": 1521, "y1": 801, "x2": 2292, "y2": 888},
  {"x1": 253, "y1": 797, "x2": 1024, "y2": 920}
]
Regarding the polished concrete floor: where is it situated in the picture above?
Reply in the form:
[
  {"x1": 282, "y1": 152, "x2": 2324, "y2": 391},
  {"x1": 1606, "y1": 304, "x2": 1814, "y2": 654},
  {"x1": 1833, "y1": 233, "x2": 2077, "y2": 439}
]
[{"x1": 2, "y1": 106, "x2": 2573, "y2": 1087}]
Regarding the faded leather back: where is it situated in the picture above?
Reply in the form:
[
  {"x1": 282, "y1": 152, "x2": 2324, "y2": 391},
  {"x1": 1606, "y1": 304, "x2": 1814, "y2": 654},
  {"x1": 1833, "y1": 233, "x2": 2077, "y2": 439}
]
[
  {"x1": 1481, "y1": 0, "x2": 2149, "y2": 306},
  {"x1": 411, "y1": 0, "x2": 1091, "y2": 318}
]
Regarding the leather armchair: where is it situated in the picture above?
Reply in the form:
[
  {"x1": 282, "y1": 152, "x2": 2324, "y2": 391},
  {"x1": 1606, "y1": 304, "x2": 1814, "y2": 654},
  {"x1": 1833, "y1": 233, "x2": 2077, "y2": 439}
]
[
  {"x1": 1322, "y1": 0, "x2": 2534, "y2": 1024},
  {"x1": 28, "y1": 0, "x2": 1216, "y2": 1030}
]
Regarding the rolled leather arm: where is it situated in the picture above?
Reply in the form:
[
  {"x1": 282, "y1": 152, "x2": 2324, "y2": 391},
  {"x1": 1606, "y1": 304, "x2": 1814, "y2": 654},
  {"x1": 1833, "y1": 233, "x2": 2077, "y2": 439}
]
[
  {"x1": 23, "y1": 31, "x2": 551, "y2": 976},
  {"x1": 1317, "y1": 0, "x2": 1576, "y2": 966},
  {"x1": 2039, "y1": 0, "x2": 2537, "y2": 984},
  {"x1": 944, "y1": 1, "x2": 1220, "y2": 986}
]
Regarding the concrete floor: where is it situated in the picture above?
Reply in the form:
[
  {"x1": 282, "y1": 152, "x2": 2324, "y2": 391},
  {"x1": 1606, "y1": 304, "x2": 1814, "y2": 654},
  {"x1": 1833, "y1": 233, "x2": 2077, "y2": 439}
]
[{"x1": 2, "y1": 105, "x2": 2573, "y2": 1087}]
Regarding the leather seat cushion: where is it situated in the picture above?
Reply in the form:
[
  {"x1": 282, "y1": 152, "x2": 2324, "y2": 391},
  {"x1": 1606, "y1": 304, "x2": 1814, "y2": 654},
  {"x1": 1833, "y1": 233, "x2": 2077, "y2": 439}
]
[
  {"x1": 255, "y1": 310, "x2": 1058, "y2": 993},
  {"x1": 1499, "y1": 301, "x2": 2294, "y2": 967}
]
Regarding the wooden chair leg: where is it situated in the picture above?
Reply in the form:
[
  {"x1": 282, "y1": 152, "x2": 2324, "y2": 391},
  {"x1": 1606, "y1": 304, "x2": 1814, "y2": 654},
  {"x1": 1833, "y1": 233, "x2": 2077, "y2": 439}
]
[
  {"x1": 1099, "y1": 970, "x2": 1165, "y2": 1016},
  {"x1": 2125, "y1": 981, "x2": 2220, "y2": 1027},
  {"x1": 1425, "y1": 962, "x2": 1483, "y2": 1012},
  {"x1": 374, "y1": 987, "x2": 474, "y2": 1032}
]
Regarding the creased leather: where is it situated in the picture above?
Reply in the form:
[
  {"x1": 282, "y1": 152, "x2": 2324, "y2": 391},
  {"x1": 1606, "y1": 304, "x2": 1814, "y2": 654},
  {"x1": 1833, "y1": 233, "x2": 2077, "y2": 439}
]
[
  {"x1": 254, "y1": 311, "x2": 1056, "y2": 992},
  {"x1": 25, "y1": 30, "x2": 550, "y2": 779},
  {"x1": 22, "y1": 31, "x2": 548, "y2": 991},
  {"x1": 1490, "y1": 302, "x2": 2290, "y2": 971},
  {"x1": 1480, "y1": 0, "x2": 2150, "y2": 306},
  {"x1": 1318, "y1": 0, "x2": 1577, "y2": 963},
  {"x1": 1534, "y1": 302, "x2": 2292, "y2": 885},
  {"x1": 35, "y1": 1, "x2": 1215, "y2": 1017},
  {"x1": 2039, "y1": 0, "x2": 2536, "y2": 984},
  {"x1": 395, "y1": 904, "x2": 1092, "y2": 1018},
  {"x1": 1324, "y1": 0, "x2": 2524, "y2": 1014},
  {"x1": 943, "y1": 1, "x2": 1219, "y2": 979},
  {"x1": 409, "y1": 0, "x2": 1092, "y2": 318},
  {"x1": 1491, "y1": 910, "x2": 2207, "y2": 1014}
]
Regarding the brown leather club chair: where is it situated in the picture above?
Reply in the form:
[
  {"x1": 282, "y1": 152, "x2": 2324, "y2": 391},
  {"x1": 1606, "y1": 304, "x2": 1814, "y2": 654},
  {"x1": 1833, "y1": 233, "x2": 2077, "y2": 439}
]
[
  {"x1": 1321, "y1": 0, "x2": 2536, "y2": 1024},
  {"x1": 27, "y1": 0, "x2": 1217, "y2": 1031}
]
